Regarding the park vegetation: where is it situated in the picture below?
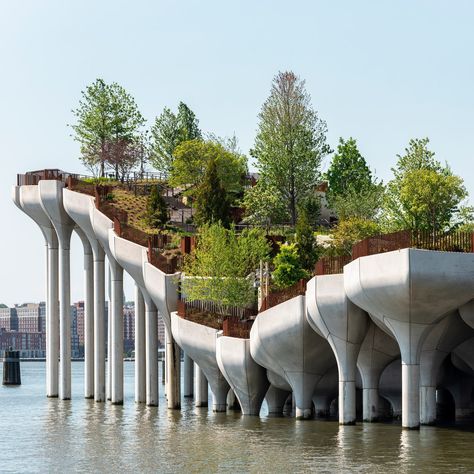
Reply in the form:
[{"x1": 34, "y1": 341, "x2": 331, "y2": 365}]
[{"x1": 70, "y1": 73, "x2": 474, "y2": 307}]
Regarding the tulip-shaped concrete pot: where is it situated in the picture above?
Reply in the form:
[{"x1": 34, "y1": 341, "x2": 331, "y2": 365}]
[
  {"x1": 345, "y1": 249, "x2": 474, "y2": 428},
  {"x1": 63, "y1": 189, "x2": 106, "y2": 402},
  {"x1": 13, "y1": 185, "x2": 59, "y2": 398},
  {"x1": 38, "y1": 180, "x2": 75, "y2": 400},
  {"x1": 307, "y1": 274, "x2": 368, "y2": 424},
  {"x1": 250, "y1": 295, "x2": 335, "y2": 419},
  {"x1": 171, "y1": 312, "x2": 229, "y2": 411},
  {"x1": 216, "y1": 335, "x2": 269, "y2": 415}
]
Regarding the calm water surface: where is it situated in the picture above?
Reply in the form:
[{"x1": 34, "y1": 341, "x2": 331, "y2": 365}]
[{"x1": 0, "y1": 362, "x2": 473, "y2": 473}]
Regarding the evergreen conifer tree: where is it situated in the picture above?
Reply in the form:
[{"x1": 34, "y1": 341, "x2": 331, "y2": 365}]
[
  {"x1": 146, "y1": 185, "x2": 169, "y2": 229},
  {"x1": 194, "y1": 158, "x2": 230, "y2": 227}
]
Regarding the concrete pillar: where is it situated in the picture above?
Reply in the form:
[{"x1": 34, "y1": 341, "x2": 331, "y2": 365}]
[
  {"x1": 420, "y1": 385, "x2": 436, "y2": 425},
  {"x1": 166, "y1": 325, "x2": 181, "y2": 409},
  {"x1": 47, "y1": 239, "x2": 59, "y2": 397},
  {"x1": 145, "y1": 298, "x2": 158, "y2": 406},
  {"x1": 313, "y1": 395, "x2": 331, "y2": 418},
  {"x1": 194, "y1": 363, "x2": 208, "y2": 407},
  {"x1": 135, "y1": 286, "x2": 146, "y2": 403},
  {"x1": 59, "y1": 244, "x2": 71, "y2": 400},
  {"x1": 183, "y1": 352, "x2": 194, "y2": 398},
  {"x1": 107, "y1": 264, "x2": 112, "y2": 401},
  {"x1": 265, "y1": 385, "x2": 290, "y2": 415},
  {"x1": 83, "y1": 248, "x2": 94, "y2": 399},
  {"x1": 93, "y1": 247, "x2": 106, "y2": 402},
  {"x1": 363, "y1": 387, "x2": 379, "y2": 422},
  {"x1": 110, "y1": 262, "x2": 123, "y2": 405},
  {"x1": 338, "y1": 375, "x2": 357, "y2": 425},
  {"x1": 402, "y1": 363, "x2": 420, "y2": 429}
]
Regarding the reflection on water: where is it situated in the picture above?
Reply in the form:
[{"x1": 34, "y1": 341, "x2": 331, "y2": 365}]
[{"x1": 1, "y1": 362, "x2": 473, "y2": 473}]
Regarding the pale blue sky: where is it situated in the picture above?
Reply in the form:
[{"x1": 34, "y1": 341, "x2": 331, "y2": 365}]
[{"x1": 1, "y1": 0, "x2": 473, "y2": 305}]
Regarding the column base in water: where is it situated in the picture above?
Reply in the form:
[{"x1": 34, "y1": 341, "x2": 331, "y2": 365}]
[
  {"x1": 402, "y1": 363, "x2": 420, "y2": 429},
  {"x1": 339, "y1": 380, "x2": 356, "y2": 425},
  {"x1": 420, "y1": 385, "x2": 436, "y2": 425},
  {"x1": 363, "y1": 388, "x2": 379, "y2": 422},
  {"x1": 194, "y1": 363, "x2": 208, "y2": 407}
]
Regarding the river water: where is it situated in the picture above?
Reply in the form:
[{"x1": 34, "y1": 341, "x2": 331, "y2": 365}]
[{"x1": 0, "y1": 362, "x2": 473, "y2": 473}]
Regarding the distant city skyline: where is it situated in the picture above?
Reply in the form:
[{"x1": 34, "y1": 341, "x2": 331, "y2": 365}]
[{"x1": 2, "y1": 0, "x2": 474, "y2": 305}]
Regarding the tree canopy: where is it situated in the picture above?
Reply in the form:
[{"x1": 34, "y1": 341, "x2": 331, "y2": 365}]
[
  {"x1": 169, "y1": 139, "x2": 247, "y2": 198},
  {"x1": 326, "y1": 137, "x2": 384, "y2": 220},
  {"x1": 150, "y1": 102, "x2": 201, "y2": 174},
  {"x1": 382, "y1": 138, "x2": 468, "y2": 232},
  {"x1": 71, "y1": 78, "x2": 145, "y2": 177},
  {"x1": 182, "y1": 224, "x2": 270, "y2": 309},
  {"x1": 249, "y1": 71, "x2": 330, "y2": 225}
]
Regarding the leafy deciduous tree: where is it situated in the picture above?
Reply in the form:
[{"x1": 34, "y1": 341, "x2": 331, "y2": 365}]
[
  {"x1": 150, "y1": 102, "x2": 201, "y2": 174},
  {"x1": 71, "y1": 78, "x2": 144, "y2": 177},
  {"x1": 170, "y1": 140, "x2": 246, "y2": 198},
  {"x1": 250, "y1": 71, "x2": 330, "y2": 225},
  {"x1": 182, "y1": 224, "x2": 270, "y2": 309},
  {"x1": 382, "y1": 138, "x2": 468, "y2": 232}
]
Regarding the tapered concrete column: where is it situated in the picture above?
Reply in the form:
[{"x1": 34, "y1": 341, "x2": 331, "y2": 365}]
[
  {"x1": 166, "y1": 325, "x2": 181, "y2": 409},
  {"x1": 420, "y1": 386, "x2": 436, "y2": 425},
  {"x1": 47, "y1": 240, "x2": 59, "y2": 397},
  {"x1": 107, "y1": 265, "x2": 112, "y2": 401},
  {"x1": 265, "y1": 385, "x2": 290, "y2": 415},
  {"x1": 93, "y1": 248, "x2": 106, "y2": 402},
  {"x1": 402, "y1": 363, "x2": 420, "y2": 428},
  {"x1": 58, "y1": 242, "x2": 72, "y2": 400},
  {"x1": 145, "y1": 298, "x2": 158, "y2": 406},
  {"x1": 194, "y1": 363, "x2": 208, "y2": 407},
  {"x1": 418, "y1": 311, "x2": 472, "y2": 425},
  {"x1": 344, "y1": 249, "x2": 474, "y2": 428},
  {"x1": 357, "y1": 321, "x2": 399, "y2": 422},
  {"x1": 307, "y1": 275, "x2": 368, "y2": 425},
  {"x1": 79, "y1": 232, "x2": 94, "y2": 400},
  {"x1": 37, "y1": 180, "x2": 74, "y2": 400},
  {"x1": 110, "y1": 261, "x2": 123, "y2": 405},
  {"x1": 183, "y1": 352, "x2": 194, "y2": 397},
  {"x1": 313, "y1": 395, "x2": 331, "y2": 418},
  {"x1": 135, "y1": 286, "x2": 146, "y2": 403}
]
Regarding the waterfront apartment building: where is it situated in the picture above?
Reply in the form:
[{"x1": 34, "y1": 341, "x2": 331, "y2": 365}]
[
  {"x1": 15, "y1": 302, "x2": 45, "y2": 333},
  {"x1": 0, "y1": 305, "x2": 18, "y2": 331}
]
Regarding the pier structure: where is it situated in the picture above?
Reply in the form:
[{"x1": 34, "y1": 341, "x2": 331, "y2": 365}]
[{"x1": 13, "y1": 169, "x2": 474, "y2": 429}]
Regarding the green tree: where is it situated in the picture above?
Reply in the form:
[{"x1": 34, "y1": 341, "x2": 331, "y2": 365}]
[
  {"x1": 177, "y1": 102, "x2": 201, "y2": 142},
  {"x1": 382, "y1": 138, "x2": 468, "y2": 232},
  {"x1": 330, "y1": 182, "x2": 384, "y2": 221},
  {"x1": 182, "y1": 224, "x2": 270, "y2": 310},
  {"x1": 242, "y1": 181, "x2": 289, "y2": 228},
  {"x1": 71, "y1": 78, "x2": 144, "y2": 177},
  {"x1": 326, "y1": 137, "x2": 384, "y2": 220},
  {"x1": 251, "y1": 71, "x2": 330, "y2": 225},
  {"x1": 194, "y1": 158, "x2": 230, "y2": 227},
  {"x1": 150, "y1": 102, "x2": 201, "y2": 175},
  {"x1": 146, "y1": 185, "x2": 169, "y2": 229},
  {"x1": 272, "y1": 243, "x2": 308, "y2": 289},
  {"x1": 330, "y1": 217, "x2": 381, "y2": 256},
  {"x1": 170, "y1": 140, "x2": 246, "y2": 198},
  {"x1": 295, "y1": 209, "x2": 318, "y2": 271}
]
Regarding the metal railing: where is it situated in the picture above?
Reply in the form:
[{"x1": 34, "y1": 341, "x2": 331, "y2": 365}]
[
  {"x1": 315, "y1": 255, "x2": 352, "y2": 276},
  {"x1": 316, "y1": 229, "x2": 474, "y2": 276},
  {"x1": 177, "y1": 300, "x2": 255, "y2": 338},
  {"x1": 259, "y1": 278, "x2": 307, "y2": 311}
]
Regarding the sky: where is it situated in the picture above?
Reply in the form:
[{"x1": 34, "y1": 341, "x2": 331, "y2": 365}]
[{"x1": 1, "y1": 0, "x2": 473, "y2": 306}]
